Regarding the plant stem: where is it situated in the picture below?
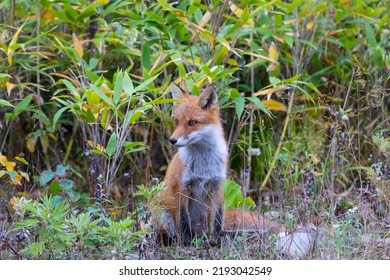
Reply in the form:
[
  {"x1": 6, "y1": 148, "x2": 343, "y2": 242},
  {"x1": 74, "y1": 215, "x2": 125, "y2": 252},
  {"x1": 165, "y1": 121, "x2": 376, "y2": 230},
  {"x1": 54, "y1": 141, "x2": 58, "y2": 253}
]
[
  {"x1": 244, "y1": 28, "x2": 255, "y2": 196},
  {"x1": 260, "y1": 89, "x2": 295, "y2": 191}
]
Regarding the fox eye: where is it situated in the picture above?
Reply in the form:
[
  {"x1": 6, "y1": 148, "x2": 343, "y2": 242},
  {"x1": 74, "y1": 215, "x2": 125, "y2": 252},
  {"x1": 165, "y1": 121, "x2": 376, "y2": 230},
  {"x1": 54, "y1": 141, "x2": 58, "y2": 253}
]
[
  {"x1": 174, "y1": 119, "x2": 179, "y2": 126},
  {"x1": 188, "y1": 120, "x2": 197, "y2": 126}
]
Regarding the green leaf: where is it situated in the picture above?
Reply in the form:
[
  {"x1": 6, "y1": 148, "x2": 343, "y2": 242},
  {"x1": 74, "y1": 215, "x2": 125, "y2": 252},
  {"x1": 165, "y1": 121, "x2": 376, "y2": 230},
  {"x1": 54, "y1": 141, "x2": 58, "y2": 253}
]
[
  {"x1": 123, "y1": 141, "x2": 146, "y2": 152},
  {"x1": 142, "y1": 43, "x2": 151, "y2": 71},
  {"x1": 365, "y1": 21, "x2": 377, "y2": 49},
  {"x1": 234, "y1": 97, "x2": 245, "y2": 119},
  {"x1": 247, "y1": 97, "x2": 270, "y2": 116},
  {"x1": 89, "y1": 58, "x2": 99, "y2": 69},
  {"x1": 40, "y1": 169, "x2": 55, "y2": 186},
  {"x1": 129, "y1": 110, "x2": 143, "y2": 124},
  {"x1": 106, "y1": 133, "x2": 118, "y2": 157},
  {"x1": 14, "y1": 94, "x2": 33, "y2": 115},
  {"x1": 91, "y1": 84, "x2": 114, "y2": 107},
  {"x1": 59, "y1": 179, "x2": 74, "y2": 191},
  {"x1": 89, "y1": 149, "x2": 105, "y2": 156},
  {"x1": 55, "y1": 165, "x2": 68, "y2": 177},
  {"x1": 8, "y1": 171, "x2": 17, "y2": 182},
  {"x1": 113, "y1": 70, "x2": 123, "y2": 105},
  {"x1": 144, "y1": 98, "x2": 178, "y2": 105},
  {"x1": 0, "y1": 99, "x2": 14, "y2": 107},
  {"x1": 53, "y1": 107, "x2": 69, "y2": 129},
  {"x1": 122, "y1": 73, "x2": 134, "y2": 97},
  {"x1": 14, "y1": 156, "x2": 28, "y2": 165},
  {"x1": 61, "y1": 79, "x2": 79, "y2": 97},
  {"x1": 49, "y1": 181, "x2": 61, "y2": 195},
  {"x1": 229, "y1": 88, "x2": 240, "y2": 99},
  {"x1": 134, "y1": 75, "x2": 158, "y2": 92},
  {"x1": 223, "y1": 179, "x2": 256, "y2": 210}
]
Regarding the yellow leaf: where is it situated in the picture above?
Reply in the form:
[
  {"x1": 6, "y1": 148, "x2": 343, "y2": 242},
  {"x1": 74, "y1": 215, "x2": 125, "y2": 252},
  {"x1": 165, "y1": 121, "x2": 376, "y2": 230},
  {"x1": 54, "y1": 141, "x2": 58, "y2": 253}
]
[
  {"x1": 0, "y1": 154, "x2": 6, "y2": 166},
  {"x1": 72, "y1": 33, "x2": 84, "y2": 57},
  {"x1": 266, "y1": 64, "x2": 278, "y2": 72},
  {"x1": 254, "y1": 88, "x2": 274, "y2": 98},
  {"x1": 254, "y1": 85, "x2": 291, "y2": 98},
  {"x1": 195, "y1": 76, "x2": 207, "y2": 88},
  {"x1": 19, "y1": 171, "x2": 30, "y2": 182},
  {"x1": 244, "y1": 52, "x2": 276, "y2": 63},
  {"x1": 9, "y1": 197, "x2": 17, "y2": 208},
  {"x1": 306, "y1": 21, "x2": 315, "y2": 30},
  {"x1": 82, "y1": 104, "x2": 99, "y2": 111},
  {"x1": 87, "y1": 140, "x2": 106, "y2": 152},
  {"x1": 272, "y1": 36, "x2": 284, "y2": 44},
  {"x1": 268, "y1": 42, "x2": 278, "y2": 62},
  {"x1": 230, "y1": 3, "x2": 254, "y2": 26},
  {"x1": 26, "y1": 135, "x2": 37, "y2": 153},
  {"x1": 321, "y1": 54, "x2": 334, "y2": 65},
  {"x1": 283, "y1": 19, "x2": 298, "y2": 24},
  {"x1": 227, "y1": 58, "x2": 238, "y2": 66},
  {"x1": 101, "y1": 83, "x2": 111, "y2": 94},
  {"x1": 42, "y1": 9, "x2": 56, "y2": 22},
  {"x1": 15, "y1": 173, "x2": 23, "y2": 185},
  {"x1": 311, "y1": 154, "x2": 320, "y2": 164},
  {"x1": 261, "y1": 99, "x2": 287, "y2": 111},
  {"x1": 6, "y1": 82, "x2": 15, "y2": 95},
  {"x1": 5, "y1": 160, "x2": 16, "y2": 172},
  {"x1": 0, "y1": 170, "x2": 5, "y2": 178},
  {"x1": 39, "y1": 134, "x2": 49, "y2": 153},
  {"x1": 8, "y1": 20, "x2": 27, "y2": 65}
]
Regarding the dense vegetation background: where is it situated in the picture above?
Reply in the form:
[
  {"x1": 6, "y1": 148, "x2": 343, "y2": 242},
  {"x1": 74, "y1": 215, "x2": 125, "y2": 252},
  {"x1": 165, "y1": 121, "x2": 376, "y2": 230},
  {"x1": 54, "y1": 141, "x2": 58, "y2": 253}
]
[{"x1": 0, "y1": 0, "x2": 389, "y2": 259}]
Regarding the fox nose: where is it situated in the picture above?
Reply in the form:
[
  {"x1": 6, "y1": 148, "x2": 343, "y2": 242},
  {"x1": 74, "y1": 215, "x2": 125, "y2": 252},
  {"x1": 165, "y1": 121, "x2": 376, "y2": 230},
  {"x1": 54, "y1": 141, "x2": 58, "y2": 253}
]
[{"x1": 169, "y1": 138, "x2": 177, "y2": 145}]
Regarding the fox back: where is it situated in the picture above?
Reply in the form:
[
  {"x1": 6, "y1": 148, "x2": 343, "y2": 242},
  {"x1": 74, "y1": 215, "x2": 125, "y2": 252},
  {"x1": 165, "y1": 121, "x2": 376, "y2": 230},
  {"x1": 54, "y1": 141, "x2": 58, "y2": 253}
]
[{"x1": 157, "y1": 83, "x2": 228, "y2": 244}]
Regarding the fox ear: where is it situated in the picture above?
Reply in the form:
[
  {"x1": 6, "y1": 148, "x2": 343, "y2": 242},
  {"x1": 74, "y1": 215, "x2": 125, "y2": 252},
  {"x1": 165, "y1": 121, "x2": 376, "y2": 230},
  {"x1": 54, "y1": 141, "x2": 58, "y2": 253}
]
[
  {"x1": 199, "y1": 85, "x2": 218, "y2": 110},
  {"x1": 170, "y1": 83, "x2": 186, "y2": 99}
]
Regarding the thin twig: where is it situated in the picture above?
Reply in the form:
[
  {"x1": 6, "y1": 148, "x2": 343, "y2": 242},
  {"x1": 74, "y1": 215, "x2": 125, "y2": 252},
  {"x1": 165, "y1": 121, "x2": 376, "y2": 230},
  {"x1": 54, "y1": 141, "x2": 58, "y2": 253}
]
[
  {"x1": 343, "y1": 67, "x2": 355, "y2": 110},
  {"x1": 244, "y1": 26, "x2": 255, "y2": 196}
]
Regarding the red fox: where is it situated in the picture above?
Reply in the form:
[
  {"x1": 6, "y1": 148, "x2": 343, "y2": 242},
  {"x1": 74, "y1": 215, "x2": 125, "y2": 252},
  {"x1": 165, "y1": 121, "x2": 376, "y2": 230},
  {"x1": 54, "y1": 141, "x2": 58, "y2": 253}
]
[
  {"x1": 156, "y1": 83, "x2": 264, "y2": 245},
  {"x1": 156, "y1": 83, "x2": 226, "y2": 245}
]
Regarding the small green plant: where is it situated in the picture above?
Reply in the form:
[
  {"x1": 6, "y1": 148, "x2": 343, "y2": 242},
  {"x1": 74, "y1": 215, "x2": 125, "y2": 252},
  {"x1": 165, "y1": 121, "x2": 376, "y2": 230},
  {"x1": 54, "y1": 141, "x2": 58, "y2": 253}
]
[
  {"x1": 14, "y1": 196, "x2": 74, "y2": 259},
  {"x1": 98, "y1": 216, "x2": 142, "y2": 259},
  {"x1": 12, "y1": 195, "x2": 142, "y2": 259},
  {"x1": 38, "y1": 164, "x2": 78, "y2": 199}
]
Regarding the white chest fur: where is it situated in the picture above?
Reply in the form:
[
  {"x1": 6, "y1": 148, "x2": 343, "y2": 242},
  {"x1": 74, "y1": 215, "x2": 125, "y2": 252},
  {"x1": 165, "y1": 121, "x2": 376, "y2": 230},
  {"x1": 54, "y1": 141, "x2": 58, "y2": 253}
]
[{"x1": 178, "y1": 125, "x2": 227, "y2": 186}]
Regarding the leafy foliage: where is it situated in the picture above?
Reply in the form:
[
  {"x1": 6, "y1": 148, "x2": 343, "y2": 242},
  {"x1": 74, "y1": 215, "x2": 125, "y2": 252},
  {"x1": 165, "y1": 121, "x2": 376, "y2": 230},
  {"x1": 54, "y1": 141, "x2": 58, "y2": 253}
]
[
  {"x1": 0, "y1": 0, "x2": 388, "y2": 259},
  {"x1": 12, "y1": 196, "x2": 141, "y2": 259}
]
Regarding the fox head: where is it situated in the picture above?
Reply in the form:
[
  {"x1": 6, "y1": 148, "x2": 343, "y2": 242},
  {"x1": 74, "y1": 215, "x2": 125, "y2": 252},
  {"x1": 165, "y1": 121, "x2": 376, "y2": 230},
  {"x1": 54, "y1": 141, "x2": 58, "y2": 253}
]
[{"x1": 169, "y1": 83, "x2": 223, "y2": 148}]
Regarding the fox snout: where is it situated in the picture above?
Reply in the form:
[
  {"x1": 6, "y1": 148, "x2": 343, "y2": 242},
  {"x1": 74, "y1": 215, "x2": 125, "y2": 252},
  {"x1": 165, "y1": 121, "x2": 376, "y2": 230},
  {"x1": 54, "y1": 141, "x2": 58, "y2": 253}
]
[{"x1": 169, "y1": 138, "x2": 178, "y2": 145}]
